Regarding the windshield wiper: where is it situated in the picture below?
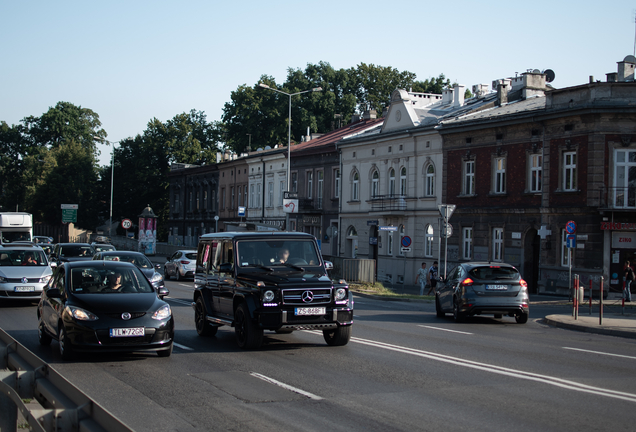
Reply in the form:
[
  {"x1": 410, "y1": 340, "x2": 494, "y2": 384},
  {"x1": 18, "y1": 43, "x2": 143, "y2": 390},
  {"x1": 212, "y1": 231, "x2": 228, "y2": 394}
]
[
  {"x1": 280, "y1": 263, "x2": 305, "y2": 271},
  {"x1": 243, "y1": 263, "x2": 274, "y2": 271}
]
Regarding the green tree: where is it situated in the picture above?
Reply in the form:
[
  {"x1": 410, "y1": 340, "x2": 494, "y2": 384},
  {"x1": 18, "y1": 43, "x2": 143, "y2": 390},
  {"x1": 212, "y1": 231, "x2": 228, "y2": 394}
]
[
  {"x1": 353, "y1": 63, "x2": 417, "y2": 113},
  {"x1": 411, "y1": 74, "x2": 452, "y2": 94}
]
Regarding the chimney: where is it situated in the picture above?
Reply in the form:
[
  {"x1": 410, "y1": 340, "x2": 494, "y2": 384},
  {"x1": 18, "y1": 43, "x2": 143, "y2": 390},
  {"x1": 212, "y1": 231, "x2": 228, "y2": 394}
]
[
  {"x1": 452, "y1": 84, "x2": 465, "y2": 107},
  {"x1": 442, "y1": 88, "x2": 453, "y2": 104},
  {"x1": 495, "y1": 79, "x2": 510, "y2": 106},
  {"x1": 363, "y1": 110, "x2": 377, "y2": 120},
  {"x1": 617, "y1": 56, "x2": 636, "y2": 82}
]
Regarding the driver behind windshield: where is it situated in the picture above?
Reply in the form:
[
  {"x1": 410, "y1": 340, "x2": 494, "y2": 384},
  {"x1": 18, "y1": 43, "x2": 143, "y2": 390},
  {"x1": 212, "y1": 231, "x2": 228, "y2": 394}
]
[{"x1": 278, "y1": 248, "x2": 290, "y2": 263}]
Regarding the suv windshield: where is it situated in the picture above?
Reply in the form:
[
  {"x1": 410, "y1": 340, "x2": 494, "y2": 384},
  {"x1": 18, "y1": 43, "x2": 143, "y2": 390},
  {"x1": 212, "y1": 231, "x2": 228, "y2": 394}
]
[
  {"x1": 0, "y1": 249, "x2": 48, "y2": 266},
  {"x1": 237, "y1": 239, "x2": 320, "y2": 268},
  {"x1": 468, "y1": 266, "x2": 519, "y2": 280}
]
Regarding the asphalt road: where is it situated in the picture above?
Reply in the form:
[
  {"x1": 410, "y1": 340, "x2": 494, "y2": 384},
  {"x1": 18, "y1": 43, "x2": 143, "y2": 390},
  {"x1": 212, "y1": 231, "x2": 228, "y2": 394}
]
[{"x1": 2, "y1": 280, "x2": 636, "y2": 431}]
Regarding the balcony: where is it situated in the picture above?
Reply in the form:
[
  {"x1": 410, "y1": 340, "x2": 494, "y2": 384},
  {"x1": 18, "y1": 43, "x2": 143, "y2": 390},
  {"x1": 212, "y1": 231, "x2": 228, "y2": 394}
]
[
  {"x1": 369, "y1": 195, "x2": 411, "y2": 212},
  {"x1": 599, "y1": 187, "x2": 636, "y2": 210}
]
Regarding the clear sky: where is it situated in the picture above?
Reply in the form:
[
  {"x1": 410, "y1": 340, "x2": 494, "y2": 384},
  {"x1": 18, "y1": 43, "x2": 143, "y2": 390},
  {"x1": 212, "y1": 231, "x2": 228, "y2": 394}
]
[{"x1": 2, "y1": 0, "x2": 634, "y2": 165}]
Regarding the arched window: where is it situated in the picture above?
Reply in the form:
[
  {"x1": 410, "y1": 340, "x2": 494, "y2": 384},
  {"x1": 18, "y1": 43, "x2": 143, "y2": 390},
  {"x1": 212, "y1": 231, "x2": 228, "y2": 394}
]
[
  {"x1": 352, "y1": 171, "x2": 359, "y2": 201},
  {"x1": 400, "y1": 167, "x2": 407, "y2": 196},
  {"x1": 371, "y1": 170, "x2": 379, "y2": 198},
  {"x1": 426, "y1": 164, "x2": 435, "y2": 196},
  {"x1": 425, "y1": 224, "x2": 434, "y2": 257},
  {"x1": 388, "y1": 168, "x2": 395, "y2": 197}
]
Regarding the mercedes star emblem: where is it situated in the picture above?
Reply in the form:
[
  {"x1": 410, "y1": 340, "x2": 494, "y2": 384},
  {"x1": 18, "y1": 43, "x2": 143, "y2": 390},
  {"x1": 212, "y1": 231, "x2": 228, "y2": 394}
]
[{"x1": 301, "y1": 291, "x2": 314, "y2": 303}]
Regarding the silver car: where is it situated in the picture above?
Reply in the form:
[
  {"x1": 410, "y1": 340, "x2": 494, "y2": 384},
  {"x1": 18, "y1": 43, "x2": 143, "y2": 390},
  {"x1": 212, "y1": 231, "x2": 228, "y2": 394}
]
[
  {"x1": 0, "y1": 245, "x2": 53, "y2": 301},
  {"x1": 164, "y1": 250, "x2": 197, "y2": 281}
]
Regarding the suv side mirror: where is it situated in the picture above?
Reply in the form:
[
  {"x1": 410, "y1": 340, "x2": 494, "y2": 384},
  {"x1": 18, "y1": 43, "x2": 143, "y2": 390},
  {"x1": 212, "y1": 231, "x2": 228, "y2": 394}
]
[{"x1": 46, "y1": 288, "x2": 62, "y2": 299}]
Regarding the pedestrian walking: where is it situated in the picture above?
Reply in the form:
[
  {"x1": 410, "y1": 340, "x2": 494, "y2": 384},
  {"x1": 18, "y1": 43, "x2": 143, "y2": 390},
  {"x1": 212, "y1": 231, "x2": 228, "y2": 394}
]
[
  {"x1": 415, "y1": 262, "x2": 427, "y2": 296},
  {"x1": 426, "y1": 261, "x2": 439, "y2": 295},
  {"x1": 624, "y1": 260, "x2": 634, "y2": 302}
]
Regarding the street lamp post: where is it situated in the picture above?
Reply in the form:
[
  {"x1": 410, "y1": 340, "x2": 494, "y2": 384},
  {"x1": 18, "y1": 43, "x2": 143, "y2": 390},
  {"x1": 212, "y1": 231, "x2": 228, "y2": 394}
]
[
  {"x1": 94, "y1": 137, "x2": 117, "y2": 239},
  {"x1": 258, "y1": 83, "x2": 322, "y2": 231}
]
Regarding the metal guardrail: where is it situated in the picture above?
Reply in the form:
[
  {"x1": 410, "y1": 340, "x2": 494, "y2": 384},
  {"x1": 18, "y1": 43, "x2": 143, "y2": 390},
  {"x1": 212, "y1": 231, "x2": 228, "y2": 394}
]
[{"x1": 0, "y1": 328, "x2": 133, "y2": 432}]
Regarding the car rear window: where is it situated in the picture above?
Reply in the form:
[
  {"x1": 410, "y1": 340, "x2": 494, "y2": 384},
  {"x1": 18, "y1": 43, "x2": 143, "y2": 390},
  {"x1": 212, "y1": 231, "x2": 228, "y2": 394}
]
[
  {"x1": 468, "y1": 266, "x2": 519, "y2": 280},
  {"x1": 185, "y1": 253, "x2": 197, "y2": 260}
]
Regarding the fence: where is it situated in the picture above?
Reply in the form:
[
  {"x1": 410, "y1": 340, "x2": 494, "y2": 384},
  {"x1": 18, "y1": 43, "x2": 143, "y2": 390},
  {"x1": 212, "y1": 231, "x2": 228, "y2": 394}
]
[{"x1": 326, "y1": 257, "x2": 376, "y2": 283}]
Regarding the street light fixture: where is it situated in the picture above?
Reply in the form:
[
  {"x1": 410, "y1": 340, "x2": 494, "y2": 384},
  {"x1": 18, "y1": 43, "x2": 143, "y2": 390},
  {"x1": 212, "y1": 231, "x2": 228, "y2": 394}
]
[{"x1": 258, "y1": 83, "x2": 323, "y2": 231}]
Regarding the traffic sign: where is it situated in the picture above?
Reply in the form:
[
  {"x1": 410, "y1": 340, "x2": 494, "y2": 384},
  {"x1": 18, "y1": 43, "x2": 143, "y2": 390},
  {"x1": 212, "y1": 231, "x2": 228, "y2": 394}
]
[
  {"x1": 441, "y1": 223, "x2": 453, "y2": 238},
  {"x1": 238, "y1": 206, "x2": 246, "y2": 217},
  {"x1": 121, "y1": 218, "x2": 132, "y2": 229},
  {"x1": 379, "y1": 226, "x2": 398, "y2": 232},
  {"x1": 62, "y1": 208, "x2": 77, "y2": 223},
  {"x1": 566, "y1": 220, "x2": 577, "y2": 234},
  {"x1": 400, "y1": 247, "x2": 411, "y2": 253},
  {"x1": 567, "y1": 234, "x2": 576, "y2": 248},
  {"x1": 438, "y1": 204, "x2": 456, "y2": 221},
  {"x1": 401, "y1": 236, "x2": 411, "y2": 248}
]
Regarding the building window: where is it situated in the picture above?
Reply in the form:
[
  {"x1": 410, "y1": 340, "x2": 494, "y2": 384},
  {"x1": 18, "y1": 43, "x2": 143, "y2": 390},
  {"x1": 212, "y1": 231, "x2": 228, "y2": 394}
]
[
  {"x1": 563, "y1": 151, "x2": 577, "y2": 191},
  {"x1": 494, "y1": 157, "x2": 506, "y2": 194},
  {"x1": 334, "y1": 169, "x2": 340, "y2": 198},
  {"x1": 561, "y1": 229, "x2": 572, "y2": 267},
  {"x1": 400, "y1": 167, "x2": 407, "y2": 196},
  {"x1": 211, "y1": 190, "x2": 216, "y2": 212},
  {"x1": 291, "y1": 172, "x2": 298, "y2": 193},
  {"x1": 425, "y1": 164, "x2": 435, "y2": 196},
  {"x1": 220, "y1": 189, "x2": 225, "y2": 210},
  {"x1": 175, "y1": 193, "x2": 179, "y2": 210},
  {"x1": 249, "y1": 184, "x2": 254, "y2": 208},
  {"x1": 236, "y1": 186, "x2": 241, "y2": 207},
  {"x1": 267, "y1": 182, "x2": 273, "y2": 207},
  {"x1": 614, "y1": 149, "x2": 636, "y2": 207},
  {"x1": 243, "y1": 188, "x2": 247, "y2": 209},
  {"x1": 371, "y1": 170, "x2": 379, "y2": 198},
  {"x1": 188, "y1": 191, "x2": 193, "y2": 211},
  {"x1": 492, "y1": 228, "x2": 504, "y2": 262},
  {"x1": 463, "y1": 227, "x2": 473, "y2": 260},
  {"x1": 388, "y1": 168, "x2": 395, "y2": 197},
  {"x1": 464, "y1": 160, "x2": 475, "y2": 195},
  {"x1": 317, "y1": 171, "x2": 323, "y2": 209},
  {"x1": 529, "y1": 154, "x2": 542, "y2": 192},
  {"x1": 388, "y1": 230, "x2": 393, "y2": 256},
  {"x1": 203, "y1": 190, "x2": 208, "y2": 210},
  {"x1": 256, "y1": 183, "x2": 261, "y2": 208},
  {"x1": 279, "y1": 180, "x2": 285, "y2": 206},
  {"x1": 196, "y1": 191, "x2": 200, "y2": 211},
  {"x1": 352, "y1": 171, "x2": 359, "y2": 201},
  {"x1": 307, "y1": 171, "x2": 313, "y2": 199},
  {"x1": 425, "y1": 225, "x2": 434, "y2": 257}
]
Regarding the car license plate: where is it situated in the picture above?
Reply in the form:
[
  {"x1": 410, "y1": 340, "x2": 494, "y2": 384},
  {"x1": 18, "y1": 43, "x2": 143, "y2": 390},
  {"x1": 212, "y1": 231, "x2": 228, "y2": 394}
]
[
  {"x1": 295, "y1": 307, "x2": 326, "y2": 316},
  {"x1": 110, "y1": 327, "x2": 145, "y2": 337},
  {"x1": 486, "y1": 284, "x2": 508, "y2": 291},
  {"x1": 14, "y1": 286, "x2": 35, "y2": 292}
]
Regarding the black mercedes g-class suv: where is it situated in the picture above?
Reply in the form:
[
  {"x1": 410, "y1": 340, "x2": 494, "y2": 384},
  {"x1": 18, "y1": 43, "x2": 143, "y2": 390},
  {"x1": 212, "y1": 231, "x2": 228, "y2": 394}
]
[{"x1": 192, "y1": 232, "x2": 353, "y2": 349}]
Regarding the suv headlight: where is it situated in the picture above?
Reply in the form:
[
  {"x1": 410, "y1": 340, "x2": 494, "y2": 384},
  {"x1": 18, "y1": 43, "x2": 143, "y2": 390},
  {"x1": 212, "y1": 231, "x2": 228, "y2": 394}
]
[
  {"x1": 335, "y1": 288, "x2": 347, "y2": 301},
  {"x1": 263, "y1": 290, "x2": 275, "y2": 302},
  {"x1": 40, "y1": 275, "x2": 52, "y2": 284},
  {"x1": 152, "y1": 305, "x2": 171, "y2": 320}
]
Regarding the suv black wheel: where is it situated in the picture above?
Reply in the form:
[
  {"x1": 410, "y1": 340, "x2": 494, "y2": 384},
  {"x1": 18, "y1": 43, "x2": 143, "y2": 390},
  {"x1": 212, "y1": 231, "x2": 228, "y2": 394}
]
[
  {"x1": 515, "y1": 312, "x2": 529, "y2": 324},
  {"x1": 323, "y1": 325, "x2": 352, "y2": 346},
  {"x1": 235, "y1": 303, "x2": 263, "y2": 349},
  {"x1": 435, "y1": 295, "x2": 445, "y2": 318},
  {"x1": 195, "y1": 297, "x2": 218, "y2": 337}
]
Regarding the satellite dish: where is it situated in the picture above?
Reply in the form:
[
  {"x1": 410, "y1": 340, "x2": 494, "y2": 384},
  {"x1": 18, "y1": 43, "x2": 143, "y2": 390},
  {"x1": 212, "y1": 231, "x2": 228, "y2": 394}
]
[
  {"x1": 624, "y1": 55, "x2": 636, "y2": 64},
  {"x1": 533, "y1": 69, "x2": 541, "y2": 74},
  {"x1": 543, "y1": 69, "x2": 556, "y2": 83}
]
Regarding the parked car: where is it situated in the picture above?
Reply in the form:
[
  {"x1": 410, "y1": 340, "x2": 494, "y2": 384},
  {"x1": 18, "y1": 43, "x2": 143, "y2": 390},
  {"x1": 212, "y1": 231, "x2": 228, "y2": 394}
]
[
  {"x1": 164, "y1": 250, "x2": 197, "y2": 281},
  {"x1": 193, "y1": 232, "x2": 353, "y2": 349},
  {"x1": 0, "y1": 245, "x2": 53, "y2": 301},
  {"x1": 435, "y1": 262, "x2": 529, "y2": 323},
  {"x1": 37, "y1": 261, "x2": 174, "y2": 360},
  {"x1": 91, "y1": 243, "x2": 116, "y2": 253},
  {"x1": 48, "y1": 243, "x2": 95, "y2": 268},
  {"x1": 93, "y1": 251, "x2": 165, "y2": 295}
]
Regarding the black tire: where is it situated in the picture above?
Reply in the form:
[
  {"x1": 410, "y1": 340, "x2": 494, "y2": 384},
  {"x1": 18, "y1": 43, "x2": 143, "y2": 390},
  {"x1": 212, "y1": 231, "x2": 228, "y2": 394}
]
[
  {"x1": 164, "y1": 267, "x2": 170, "y2": 280},
  {"x1": 235, "y1": 303, "x2": 263, "y2": 349},
  {"x1": 157, "y1": 343, "x2": 173, "y2": 357},
  {"x1": 515, "y1": 312, "x2": 529, "y2": 324},
  {"x1": 195, "y1": 297, "x2": 218, "y2": 337},
  {"x1": 435, "y1": 295, "x2": 445, "y2": 318},
  {"x1": 38, "y1": 320, "x2": 52, "y2": 346},
  {"x1": 58, "y1": 325, "x2": 74, "y2": 361},
  {"x1": 323, "y1": 325, "x2": 352, "y2": 346},
  {"x1": 176, "y1": 269, "x2": 181, "y2": 281},
  {"x1": 453, "y1": 301, "x2": 464, "y2": 323}
]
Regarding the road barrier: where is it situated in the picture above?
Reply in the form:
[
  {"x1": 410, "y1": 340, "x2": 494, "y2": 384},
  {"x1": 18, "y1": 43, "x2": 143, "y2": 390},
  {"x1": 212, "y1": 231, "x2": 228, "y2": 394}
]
[{"x1": 0, "y1": 328, "x2": 133, "y2": 432}]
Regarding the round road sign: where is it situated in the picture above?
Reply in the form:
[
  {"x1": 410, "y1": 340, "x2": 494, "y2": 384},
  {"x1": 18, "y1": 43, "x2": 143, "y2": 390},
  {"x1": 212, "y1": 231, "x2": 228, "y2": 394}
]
[
  {"x1": 121, "y1": 218, "x2": 132, "y2": 229},
  {"x1": 401, "y1": 236, "x2": 411, "y2": 248},
  {"x1": 565, "y1": 220, "x2": 577, "y2": 234}
]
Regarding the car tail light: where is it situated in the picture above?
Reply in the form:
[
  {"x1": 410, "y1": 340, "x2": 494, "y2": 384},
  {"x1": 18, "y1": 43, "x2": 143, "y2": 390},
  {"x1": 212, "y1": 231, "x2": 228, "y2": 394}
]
[
  {"x1": 520, "y1": 279, "x2": 528, "y2": 288},
  {"x1": 180, "y1": 260, "x2": 190, "y2": 264},
  {"x1": 460, "y1": 278, "x2": 474, "y2": 287}
]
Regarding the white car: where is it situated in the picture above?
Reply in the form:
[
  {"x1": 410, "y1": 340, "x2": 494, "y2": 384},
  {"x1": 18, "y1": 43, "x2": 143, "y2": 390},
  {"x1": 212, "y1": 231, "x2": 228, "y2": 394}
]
[
  {"x1": 164, "y1": 250, "x2": 197, "y2": 281},
  {"x1": 0, "y1": 245, "x2": 53, "y2": 301}
]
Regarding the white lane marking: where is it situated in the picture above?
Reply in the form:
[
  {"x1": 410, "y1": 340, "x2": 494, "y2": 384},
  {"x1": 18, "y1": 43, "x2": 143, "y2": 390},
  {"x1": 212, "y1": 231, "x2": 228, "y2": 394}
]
[
  {"x1": 173, "y1": 342, "x2": 194, "y2": 351},
  {"x1": 250, "y1": 372, "x2": 323, "y2": 400},
  {"x1": 564, "y1": 347, "x2": 636, "y2": 360},
  {"x1": 418, "y1": 325, "x2": 473, "y2": 335},
  {"x1": 304, "y1": 331, "x2": 636, "y2": 403},
  {"x1": 165, "y1": 298, "x2": 193, "y2": 306}
]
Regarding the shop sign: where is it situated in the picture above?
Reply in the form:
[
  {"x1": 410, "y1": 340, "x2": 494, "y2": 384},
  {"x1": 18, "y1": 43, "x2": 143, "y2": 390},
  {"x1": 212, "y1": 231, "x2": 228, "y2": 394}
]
[
  {"x1": 601, "y1": 222, "x2": 636, "y2": 230},
  {"x1": 611, "y1": 231, "x2": 636, "y2": 248}
]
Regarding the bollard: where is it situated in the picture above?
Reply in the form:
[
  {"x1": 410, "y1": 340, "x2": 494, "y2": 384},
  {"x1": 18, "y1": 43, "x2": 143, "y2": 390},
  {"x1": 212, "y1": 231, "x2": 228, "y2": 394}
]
[
  {"x1": 589, "y1": 278, "x2": 592, "y2": 315},
  {"x1": 600, "y1": 276, "x2": 604, "y2": 325}
]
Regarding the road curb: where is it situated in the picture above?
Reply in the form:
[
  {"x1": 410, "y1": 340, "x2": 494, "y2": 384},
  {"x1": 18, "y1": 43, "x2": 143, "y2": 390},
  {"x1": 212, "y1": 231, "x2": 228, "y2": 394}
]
[{"x1": 542, "y1": 316, "x2": 636, "y2": 339}]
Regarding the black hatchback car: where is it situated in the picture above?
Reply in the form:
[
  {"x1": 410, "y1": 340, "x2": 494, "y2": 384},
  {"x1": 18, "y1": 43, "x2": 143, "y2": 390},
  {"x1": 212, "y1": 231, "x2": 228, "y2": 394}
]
[
  {"x1": 37, "y1": 261, "x2": 174, "y2": 359},
  {"x1": 435, "y1": 262, "x2": 529, "y2": 323}
]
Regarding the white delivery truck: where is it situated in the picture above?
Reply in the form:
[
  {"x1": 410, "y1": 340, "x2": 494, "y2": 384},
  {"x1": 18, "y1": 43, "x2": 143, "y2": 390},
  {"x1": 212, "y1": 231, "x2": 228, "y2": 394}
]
[{"x1": 0, "y1": 212, "x2": 33, "y2": 243}]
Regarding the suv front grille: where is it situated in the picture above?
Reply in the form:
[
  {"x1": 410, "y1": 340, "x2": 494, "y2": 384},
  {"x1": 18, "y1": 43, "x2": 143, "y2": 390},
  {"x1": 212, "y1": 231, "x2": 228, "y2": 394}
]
[{"x1": 282, "y1": 288, "x2": 332, "y2": 305}]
